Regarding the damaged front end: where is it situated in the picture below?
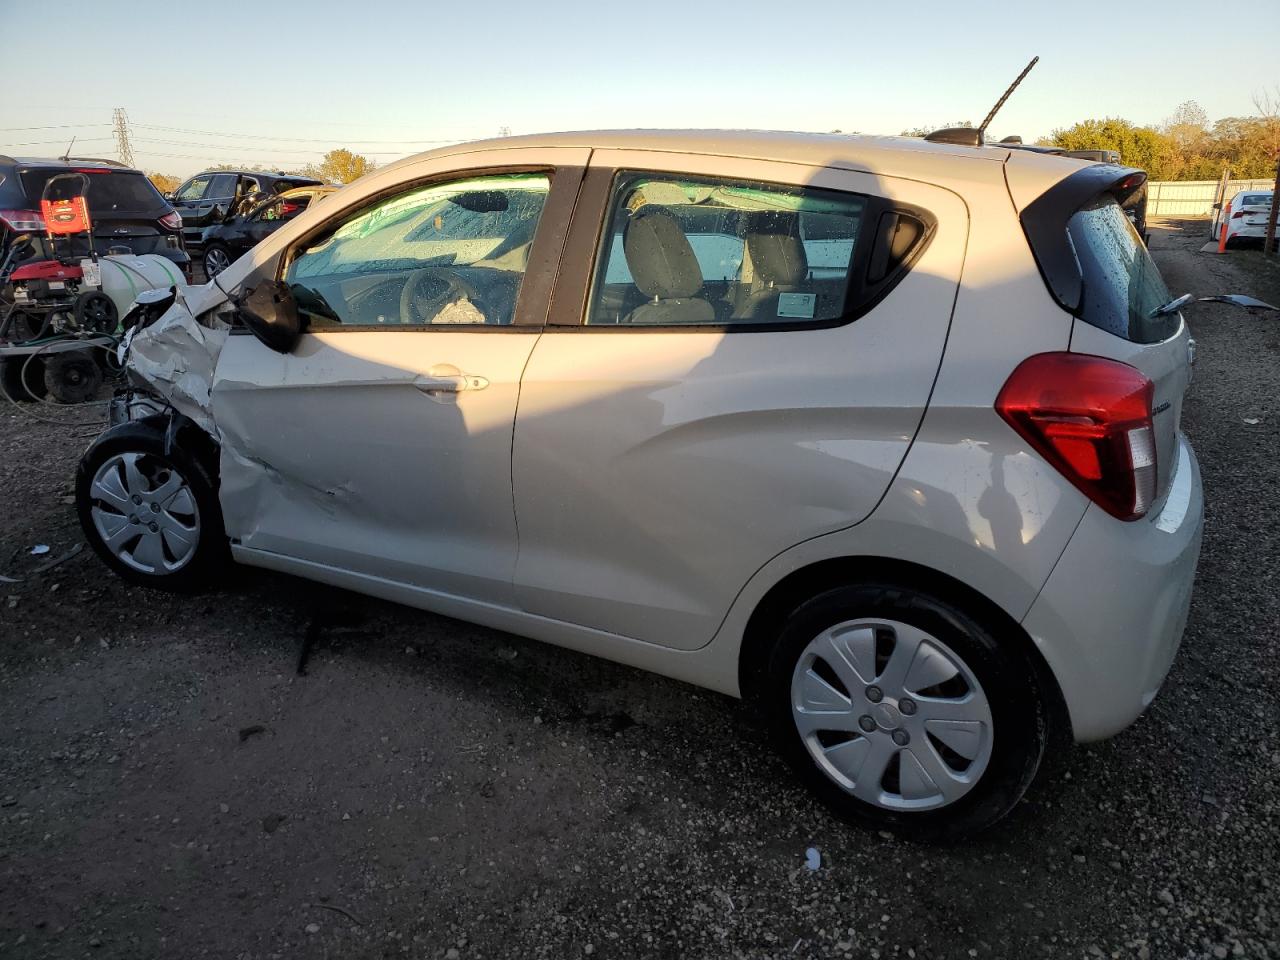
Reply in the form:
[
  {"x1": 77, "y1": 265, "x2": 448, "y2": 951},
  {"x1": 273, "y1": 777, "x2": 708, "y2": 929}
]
[{"x1": 110, "y1": 286, "x2": 232, "y2": 435}]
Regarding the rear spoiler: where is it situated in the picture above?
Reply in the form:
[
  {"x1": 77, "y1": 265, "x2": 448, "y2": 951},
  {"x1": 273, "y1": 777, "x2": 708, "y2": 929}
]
[{"x1": 1019, "y1": 164, "x2": 1147, "y2": 314}]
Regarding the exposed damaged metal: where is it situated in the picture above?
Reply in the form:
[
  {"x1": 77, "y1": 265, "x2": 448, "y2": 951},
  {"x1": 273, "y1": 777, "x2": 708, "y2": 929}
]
[{"x1": 123, "y1": 287, "x2": 230, "y2": 436}]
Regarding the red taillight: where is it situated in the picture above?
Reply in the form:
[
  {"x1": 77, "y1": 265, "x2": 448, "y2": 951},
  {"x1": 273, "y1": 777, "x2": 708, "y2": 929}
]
[
  {"x1": 159, "y1": 210, "x2": 183, "y2": 231},
  {"x1": 1, "y1": 209, "x2": 46, "y2": 232},
  {"x1": 996, "y1": 353, "x2": 1157, "y2": 521},
  {"x1": 280, "y1": 201, "x2": 300, "y2": 216},
  {"x1": 1232, "y1": 210, "x2": 1249, "y2": 219}
]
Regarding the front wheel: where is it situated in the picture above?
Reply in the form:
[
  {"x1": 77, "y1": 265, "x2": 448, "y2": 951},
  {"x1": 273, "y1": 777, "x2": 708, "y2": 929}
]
[
  {"x1": 762, "y1": 583, "x2": 1047, "y2": 841},
  {"x1": 76, "y1": 423, "x2": 226, "y2": 590},
  {"x1": 203, "y1": 243, "x2": 232, "y2": 279}
]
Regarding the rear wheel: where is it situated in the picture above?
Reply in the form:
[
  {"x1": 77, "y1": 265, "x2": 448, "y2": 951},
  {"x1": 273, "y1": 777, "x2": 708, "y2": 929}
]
[{"x1": 762, "y1": 583, "x2": 1047, "y2": 841}]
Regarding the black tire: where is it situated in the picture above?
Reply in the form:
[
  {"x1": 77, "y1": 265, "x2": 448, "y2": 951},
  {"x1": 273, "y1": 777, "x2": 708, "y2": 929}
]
[
  {"x1": 44, "y1": 351, "x2": 103, "y2": 404},
  {"x1": 3, "y1": 309, "x2": 48, "y2": 342},
  {"x1": 0, "y1": 356, "x2": 48, "y2": 402},
  {"x1": 203, "y1": 243, "x2": 232, "y2": 279},
  {"x1": 760, "y1": 582, "x2": 1047, "y2": 842},
  {"x1": 76, "y1": 421, "x2": 227, "y2": 591},
  {"x1": 73, "y1": 291, "x2": 119, "y2": 333}
]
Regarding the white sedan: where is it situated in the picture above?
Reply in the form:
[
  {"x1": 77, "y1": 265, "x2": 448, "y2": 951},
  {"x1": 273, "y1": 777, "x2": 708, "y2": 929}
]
[{"x1": 1212, "y1": 190, "x2": 1275, "y2": 245}]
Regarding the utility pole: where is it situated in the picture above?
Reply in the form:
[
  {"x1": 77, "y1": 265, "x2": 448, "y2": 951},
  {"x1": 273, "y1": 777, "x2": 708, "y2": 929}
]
[{"x1": 112, "y1": 107, "x2": 134, "y2": 167}]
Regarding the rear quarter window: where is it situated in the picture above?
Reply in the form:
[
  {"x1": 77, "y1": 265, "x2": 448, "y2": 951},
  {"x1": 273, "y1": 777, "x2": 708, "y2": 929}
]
[{"x1": 1067, "y1": 196, "x2": 1177, "y2": 344}]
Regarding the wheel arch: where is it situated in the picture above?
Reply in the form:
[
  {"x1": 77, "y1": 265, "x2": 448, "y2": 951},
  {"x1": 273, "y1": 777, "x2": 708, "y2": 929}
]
[
  {"x1": 736, "y1": 554, "x2": 1072, "y2": 741},
  {"x1": 82, "y1": 412, "x2": 221, "y2": 484}
]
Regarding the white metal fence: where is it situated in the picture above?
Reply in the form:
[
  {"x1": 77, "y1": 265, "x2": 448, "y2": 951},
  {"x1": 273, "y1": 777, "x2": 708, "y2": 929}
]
[{"x1": 1146, "y1": 179, "x2": 1274, "y2": 218}]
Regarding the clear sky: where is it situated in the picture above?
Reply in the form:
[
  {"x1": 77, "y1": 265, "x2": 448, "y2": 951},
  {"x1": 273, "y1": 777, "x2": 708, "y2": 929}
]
[{"x1": 1, "y1": 0, "x2": 1276, "y2": 178}]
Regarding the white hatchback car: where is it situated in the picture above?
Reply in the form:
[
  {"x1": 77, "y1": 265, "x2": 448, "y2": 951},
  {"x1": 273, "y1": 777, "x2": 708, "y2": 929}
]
[
  {"x1": 1212, "y1": 190, "x2": 1276, "y2": 246},
  {"x1": 77, "y1": 131, "x2": 1203, "y2": 838}
]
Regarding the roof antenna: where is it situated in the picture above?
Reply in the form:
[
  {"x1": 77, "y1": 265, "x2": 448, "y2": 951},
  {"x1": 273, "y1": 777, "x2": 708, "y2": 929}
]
[
  {"x1": 61, "y1": 136, "x2": 76, "y2": 161},
  {"x1": 924, "y1": 56, "x2": 1039, "y2": 147},
  {"x1": 977, "y1": 55, "x2": 1039, "y2": 141}
]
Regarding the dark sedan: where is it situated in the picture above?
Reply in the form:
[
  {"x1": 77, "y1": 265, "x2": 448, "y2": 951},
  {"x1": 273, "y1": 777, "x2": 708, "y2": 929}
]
[
  {"x1": 168, "y1": 170, "x2": 323, "y2": 252},
  {"x1": 199, "y1": 185, "x2": 338, "y2": 278}
]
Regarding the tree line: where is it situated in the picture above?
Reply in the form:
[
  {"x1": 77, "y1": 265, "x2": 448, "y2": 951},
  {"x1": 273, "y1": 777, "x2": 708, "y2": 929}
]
[
  {"x1": 897, "y1": 93, "x2": 1279, "y2": 182},
  {"x1": 1047, "y1": 97, "x2": 1280, "y2": 181}
]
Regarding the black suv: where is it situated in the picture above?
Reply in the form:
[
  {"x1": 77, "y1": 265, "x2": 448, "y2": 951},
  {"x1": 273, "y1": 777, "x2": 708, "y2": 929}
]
[
  {"x1": 167, "y1": 170, "x2": 322, "y2": 251},
  {"x1": 0, "y1": 156, "x2": 189, "y2": 272}
]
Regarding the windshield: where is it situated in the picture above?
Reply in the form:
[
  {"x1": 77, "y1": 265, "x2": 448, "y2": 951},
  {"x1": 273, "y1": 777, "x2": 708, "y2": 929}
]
[
  {"x1": 1068, "y1": 195, "x2": 1177, "y2": 344},
  {"x1": 21, "y1": 170, "x2": 167, "y2": 215}
]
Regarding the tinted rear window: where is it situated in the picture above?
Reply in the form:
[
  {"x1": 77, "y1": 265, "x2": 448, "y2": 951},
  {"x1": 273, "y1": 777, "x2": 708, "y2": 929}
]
[
  {"x1": 1067, "y1": 196, "x2": 1176, "y2": 344},
  {"x1": 20, "y1": 170, "x2": 166, "y2": 215},
  {"x1": 1240, "y1": 194, "x2": 1272, "y2": 207}
]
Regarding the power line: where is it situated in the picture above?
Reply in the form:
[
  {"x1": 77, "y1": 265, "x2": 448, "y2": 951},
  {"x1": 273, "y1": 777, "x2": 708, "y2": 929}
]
[
  {"x1": 112, "y1": 108, "x2": 134, "y2": 167},
  {"x1": 0, "y1": 138, "x2": 115, "y2": 148},
  {"x1": 0, "y1": 123, "x2": 112, "y2": 132},
  {"x1": 133, "y1": 122, "x2": 473, "y2": 145}
]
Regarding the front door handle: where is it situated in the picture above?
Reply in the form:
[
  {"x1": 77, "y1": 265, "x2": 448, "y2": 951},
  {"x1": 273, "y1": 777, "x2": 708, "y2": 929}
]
[{"x1": 414, "y1": 364, "x2": 489, "y2": 399}]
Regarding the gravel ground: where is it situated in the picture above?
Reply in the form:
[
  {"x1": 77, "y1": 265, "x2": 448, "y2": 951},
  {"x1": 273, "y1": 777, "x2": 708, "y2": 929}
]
[{"x1": 0, "y1": 218, "x2": 1277, "y2": 960}]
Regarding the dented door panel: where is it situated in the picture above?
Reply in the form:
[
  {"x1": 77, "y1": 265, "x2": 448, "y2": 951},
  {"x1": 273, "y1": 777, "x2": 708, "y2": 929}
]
[{"x1": 211, "y1": 330, "x2": 543, "y2": 604}]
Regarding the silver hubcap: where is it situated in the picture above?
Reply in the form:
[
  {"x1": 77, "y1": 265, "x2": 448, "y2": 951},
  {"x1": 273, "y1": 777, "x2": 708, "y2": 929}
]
[
  {"x1": 205, "y1": 248, "x2": 230, "y2": 277},
  {"x1": 791, "y1": 619, "x2": 993, "y2": 811},
  {"x1": 88, "y1": 453, "x2": 201, "y2": 575}
]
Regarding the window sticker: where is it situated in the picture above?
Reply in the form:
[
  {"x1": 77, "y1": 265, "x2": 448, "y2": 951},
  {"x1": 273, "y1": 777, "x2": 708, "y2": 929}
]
[{"x1": 777, "y1": 292, "x2": 817, "y2": 318}]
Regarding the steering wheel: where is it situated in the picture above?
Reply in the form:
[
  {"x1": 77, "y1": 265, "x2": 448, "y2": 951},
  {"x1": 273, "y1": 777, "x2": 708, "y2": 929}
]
[{"x1": 398, "y1": 267, "x2": 488, "y2": 325}]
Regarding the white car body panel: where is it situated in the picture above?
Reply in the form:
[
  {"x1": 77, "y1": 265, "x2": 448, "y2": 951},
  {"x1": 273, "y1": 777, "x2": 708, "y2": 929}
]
[
  {"x1": 112, "y1": 130, "x2": 1202, "y2": 748},
  {"x1": 512, "y1": 150, "x2": 969, "y2": 650}
]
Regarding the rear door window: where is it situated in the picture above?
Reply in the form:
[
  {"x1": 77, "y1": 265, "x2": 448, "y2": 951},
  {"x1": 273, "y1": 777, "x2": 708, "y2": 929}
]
[
  {"x1": 1067, "y1": 196, "x2": 1176, "y2": 343},
  {"x1": 207, "y1": 174, "x2": 239, "y2": 200},
  {"x1": 587, "y1": 173, "x2": 867, "y2": 326}
]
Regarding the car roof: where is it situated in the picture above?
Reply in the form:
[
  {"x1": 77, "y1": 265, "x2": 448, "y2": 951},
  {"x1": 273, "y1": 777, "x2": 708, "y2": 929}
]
[
  {"x1": 398, "y1": 128, "x2": 1018, "y2": 167},
  {"x1": 278, "y1": 184, "x2": 338, "y2": 197},
  {"x1": 193, "y1": 170, "x2": 314, "y2": 179},
  {"x1": 5, "y1": 156, "x2": 142, "y2": 173}
]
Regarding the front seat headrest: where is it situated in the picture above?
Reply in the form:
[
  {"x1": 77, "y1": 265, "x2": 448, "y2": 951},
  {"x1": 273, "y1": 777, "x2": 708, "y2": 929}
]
[
  {"x1": 746, "y1": 214, "x2": 808, "y2": 287},
  {"x1": 623, "y1": 210, "x2": 705, "y2": 300}
]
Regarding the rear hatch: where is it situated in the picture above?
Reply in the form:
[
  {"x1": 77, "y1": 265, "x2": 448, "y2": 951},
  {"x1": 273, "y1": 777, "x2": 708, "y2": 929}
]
[
  {"x1": 1064, "y1": 196, "x2": 1190, "y2": 503},
  {"x1": 19, "y1": 167, "x2": 185, "y2": 260},
  {"x1": 1014, "y1": 161, "x2": 1192, "y2": 507}
]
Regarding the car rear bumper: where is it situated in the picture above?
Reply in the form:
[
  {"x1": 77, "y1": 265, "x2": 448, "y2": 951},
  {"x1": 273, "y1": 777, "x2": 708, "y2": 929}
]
[
  {"x1": 1228, "y1": 222, "x2": 1270, "y2": 239},
  {"x1": 1021, "y1": 434, "x2": 1203, "y2": 742}
]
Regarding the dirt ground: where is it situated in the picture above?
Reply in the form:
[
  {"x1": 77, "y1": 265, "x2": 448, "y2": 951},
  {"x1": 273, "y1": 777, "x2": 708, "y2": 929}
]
[{"x1": 1, "y1": 219, "x2": 1278, "y2": 960}]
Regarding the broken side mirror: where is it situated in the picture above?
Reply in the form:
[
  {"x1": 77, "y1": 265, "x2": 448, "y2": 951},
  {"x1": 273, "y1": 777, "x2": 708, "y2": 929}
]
[{"x1": 236, "y1": 280, "x2": 304, "y2": 353}]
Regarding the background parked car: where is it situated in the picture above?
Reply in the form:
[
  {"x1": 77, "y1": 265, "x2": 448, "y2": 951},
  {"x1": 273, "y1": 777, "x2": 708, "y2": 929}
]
[
  {"x1": 167, "y1": 170, "x2": 321, "y2": 252},
  {"x1": 1209, "y1": 190, "x2": 1275, "y2": 245},
  {"x1": 0, "y1": 155, "x2": 188, "y2": 273},
  {"x1": 199, "y1": 184, "x2": 339, "y2": 278}
]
